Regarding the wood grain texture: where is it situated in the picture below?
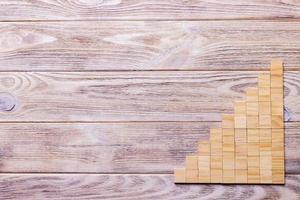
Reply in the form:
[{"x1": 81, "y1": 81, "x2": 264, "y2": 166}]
[
  {"x1": 0, "y1": 122, "x2": 299, "y2": 173},
  {"x1": 0, "y1": 71, "x2": 299, "y2": 122},
  {"x1": 0, "y1": 174, "x2": 299, "y2": 200},
  {"x1": 1, "y1": 21, "x2": 300, "y2": 71},
  {"x1": 1, "y1": 0, "x2": 300, "y2": 20}
]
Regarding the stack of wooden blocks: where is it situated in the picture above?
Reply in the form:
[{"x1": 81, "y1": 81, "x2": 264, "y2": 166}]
[{"x1": 174, "y1": 60, "x2": 285, "y2": 184}]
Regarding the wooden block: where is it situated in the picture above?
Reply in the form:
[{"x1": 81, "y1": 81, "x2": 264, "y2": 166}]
[
  {"x1": 223, "y1": 143, "x2": 235, "y2": 152},
  {"x1": 235, "y1": 169, "x2": 247, "y2": 183},
  {"x1": 222, "y1": 129, "x2": 234, "y2": 143},
  {"x1": 247, "y1": 129, "x2": 259, "y2": 143},
  {"x1": 272, "y1": 101, "x2": 283, "y2": 116},
  {"x1": 248, "y1": 143, "x2": 259, "y2": 156},
  {"x1": 234, "y1": 101, "x2": 246, "y2": 115},
  {"x1": 210, "y1": 156, "x2": 222, "y2": 183},
  {"x1": 186, "y1": 155, "x2": 198, "y2": 170},
  {"x1": 248, "y1": 156, "x2": 260, "y2": 183},
  {"x1": 198, "y1": 141, "x2": 210, "y2": 156},
  {"x1": 246, "y1": 87, "x2": 258, "y2": 102},
  {"x1": 271, "y1": 75, "x2": 283, "y2": 88},
  {"x1": 236, "y1": 143, "x2": 247, "y2": 156},
  {"x1": 272, "y1": 156, "x2": 285, "y2": 184},
  {"x1": 260, "y1": 169, "x2": 272, "y2": 183},
  {"x1": 259, "y1": 87, "x2": 271, "y2": 102},
  {"x1": 258, "y1": 74, "x2": 270, "y2": 88},
  {"x1": 210, "y1": 142, "x2": 222, "y2": 156},
  {"x1": 174, "y1": 168, "x2": 186, "y2": 183},
  {"x1": 235, "y1": 156, "x2": 247, "y2": 169},
  {"x1": 260, "y1": 143, "x2": 272, "y2": 156},
  {"x1": 186, "y1": 170, "x2": 199, "y2": 183},
  {"x1": 259, "y1": 101, "x2": 271, "y2": 115},
  {"x1": 260, "y1": 156, "x2": 272, "y2": 169},
  {"x1": 271, "y1": 87, "x2": 283, "y2": 102},
  {"x1": 222, "y1": 114, "x2": 234, "y2": 128},
  {"x1": 223, "y1": 169, "x2": 235, "y2": 183},
  {"x1": 247, "y1": 101, "x2": 259, "y2": 115},
  {"x1": 260, "y1": 129, "x2": 271, "y2": 143},
  {"x1": 259, "y1": 115, "x2": 271, "y2": 128},
  {"x1": 223, "y1": 153, "x2": 235, "y2": 169},
  {"x1": 272, "y1": 142, "x2": 284, "y2": 157},
  {"x1": 247, "y1": 115, "x2": 259, "y2": 128},
  {"x1": 271, "y1": 59, "x2": 283, "y2": 76},
  {"x1": 235, "y1": 114, "x2": 247, "y2": 128},
  {"x1": 235, "y1": 129, "x2": 247, "y2": 143},
  {"x1": 198, "y1": 156, "x2": 210, "y2": 183},
  {"x1": 272, "y1": 129, "x2": 284, "y2": 143},
  {"x1": 271, "y1": 115, "x2": 284, "y2": 128},
  {"x1": 210, "y1": 128, "x2": 222, "y2": 142}
]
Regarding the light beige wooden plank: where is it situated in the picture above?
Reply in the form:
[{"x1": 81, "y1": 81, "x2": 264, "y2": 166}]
[
  {"x1": 0, "y1": 122, "x2": 299, "y2": 174},
  {"x1": 2, "y1": 71, "x2": 300, "y2": 122},
  {"x1": 2, "y1": 1, "x2": 300, "y2": 20},
  {"x1": 1, "y1": 22, "x2": 300, "y2": 71},
  {"x1": 174, "y1": 168, "x2": 186, "y2": 183},
  {"x1": 1, "y1": 174, "x2": 300, "y2": 199}
]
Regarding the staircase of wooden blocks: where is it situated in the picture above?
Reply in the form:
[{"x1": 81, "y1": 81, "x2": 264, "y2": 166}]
[{"x1": 174, "y1": 60, "x2": 285, "y2": 184}]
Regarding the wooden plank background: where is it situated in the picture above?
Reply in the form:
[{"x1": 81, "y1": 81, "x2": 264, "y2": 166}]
[{"x1": 0, "y1": 0, "x2": 300, "y2": 199}]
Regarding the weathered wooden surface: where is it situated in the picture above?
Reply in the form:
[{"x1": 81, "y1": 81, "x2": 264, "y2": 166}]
[
  {"x1": 1, "y1": 0, "x2": 300, "y2": 20},
  {"x1": 1, "y1": 21, "x2": 300, "y2": 71},
  {"x1": 0, "y1": 122, "x2": 299, "y2": 173},
  {"x1": 0, "y1": 71, "x2": 299, "y2": 121},
  {"x1": 0, "y1": 174, "x2": 299, "y2": 200}
]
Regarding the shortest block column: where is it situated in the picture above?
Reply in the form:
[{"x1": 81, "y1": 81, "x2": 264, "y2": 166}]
[{"x1": 198, "y1": 141, "x2": 211, "y2": 183}]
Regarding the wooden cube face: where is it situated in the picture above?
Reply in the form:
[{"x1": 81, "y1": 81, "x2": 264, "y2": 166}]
[
  {"x1": 272, "y1": 129, "x2": 284, "y2": 143},
  {"x1": 235, "y1": 129, "x2": 247, "y2": 143},
  {"x1": 223, "y1": 153, "x2": 235, "y2": 169},
  {"x1": 235, "y1": 143, "x2": 247, "y2": 156},
  {"x1": 198, "y1": 141, "x2": 210, "y2": 156},
  {"x1": 248, "y1": 156, "x2": 260, "y2": 168},
  {"x1": 234, "y1": 101, "x2": 246, "y2": 114},
  {"x1": 210, "y1": 156, "x2": 223, "y2": 183},
  {"x1": 248, "y1": 168, "x2": 260, "y2": 183},
  {"x1": 271, "y1": 75, "x2": 283, "y2": 88},
  {"x1": 235, "y1": 169, "x2": 247, "y2": 183},
  {"x1": 222, "y1": 129, "x2": 234, "y2": 143},
  {"x1": 272, "y1": 157, "x2": 285, "y2": 184},
  {"x1": 271, "y1": 115, "x2": 284, "y2": 128},
  {"x1": 222, "y1": 114, "x2": 234, "y2": 128},
  {"x1": 210, "y1": 142, "x2": 222, "y2": 156},
  {"x1": 259, "y1": 87, "x2": 271, "y2": 102},
  {"x1": 186, "y1": 170, "x2": 199, "y2": 183},
  {"x1": 198, "y1": 156, "x2": 210, "y2": 169},
  {"x1": 223, "y1": 169, "x2": 235, "y2": 183},
  {"x1": 260, "y1": 129, "x2": 271, "y2": 143},
  {"x1": 247, "y1": 115, "x2": 259, "y2": 128},
  {"x1": 235, "y1": 156, "x2": 247, "y2": 169},
  {"x1": 260, "y1": 143, "x2": 272, "y2": 156},
  {"x1": 259, "y1": 101, "x2": 271, "y2": 115},
  {"x1": 260, "y1": 169, "x2": 272, "y2": 183},
  {"x1": 235, "y1": 114, "x2": 247, "y2": 128},
  {"x1": 247, "y1": 129, "x2": 259, "y2": 143},
  {"x1": 246, "y1": 87, "x2": 258, "y2": 102},
  {"x1": 210, "y1": 128, "x2": 222, "y2": 142},
  {"x1": 271, "y1": 59, "x2": 283, "y2": 76},
  {"x1": 174, "y1": 168, "x2": 186, "y2": 183},
  {"x1": 211, "y1": 169, "x2": 222, "y2": 183},
  {"x1": 247, "y1": 102, "x2": 259, "y2": 115},
  {"x1": 259, "y1": 115, "x2": 271, "y2": 128},
  {"x1": 272, "y1": 101, "x2": 283, "y2": 116},
  {"x1": 271, "y1": 87, "x2": 283, "y2": 102},
  {"x1": 186, "y1": 155, "x2": 198, "y2": 170},
  {"x1": 272, "y1": 142, "x2": 284, "y2": 157},
  {"x1": 258, "y1": 74, "x2": 270, "y2": 88},
  {"x1": 248, "y1": 143, "x2": 259, "y2": 156}
]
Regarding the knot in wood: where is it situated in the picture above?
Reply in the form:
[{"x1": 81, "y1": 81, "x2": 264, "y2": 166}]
[{"x1": 0, "y1": 93, "x2": 16, "y2": 112}]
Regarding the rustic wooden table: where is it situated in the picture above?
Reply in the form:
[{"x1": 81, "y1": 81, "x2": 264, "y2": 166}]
[{"x1": 0, "y1": 1, "x2": 299, "y2": 199}]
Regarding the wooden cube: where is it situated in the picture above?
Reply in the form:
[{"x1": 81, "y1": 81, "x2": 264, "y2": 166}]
[
  {"x1": 271, "y1": 75, "x2": 283, "y2": 88},
  {"x1": 186, "y1": 170, "x2": 199, "y2": 183},
  {"x1": 246, "y1": 87, "x2": 258, "y2": 102},
  {"x1": 271, "y1": 87, "x2": 283, "y2": 102},
  {"x1": 248, "y1": 168, "x2": 260, "y2": 184},
  {"x1": 198, "y1": 141, "x2": 210, "y2": 156},
  {"x1": 260, "y1": 129, "x2": 271, "y2": 143},
  {"x1": 259, "y1": 101, "x2": 271, "y2": 115},
  {"x1": 248, "y1": 143, "x2": 259, "y2": 156},
  {"x1": 235, "y1": 114, "x2": 247, "y2": 128},
  {"x1": 272, "y1": 142, "x2": 284, "y2": 157},
  {"x1": 198, "y1": 155, "x2": 210, "y2": 168},
  {"x1": 259, "y1": 115, "x2": 271, "y2": 128},
  {"x1": 272, "y1": 101, "x2": 283, "y2": 116},
  {"x1": 259, "y1": 87, "x2": 271, "y2": 102},
  {"x1": 210, "y1": 156, "x2": 222, "y2": 183},
  {"x1": 260, "y1": 169, "x2": 272, "y2": 183},
  {"x1": 271, "y1": 59, "x2": 283, "y2": 76},
  {"x1": 272, "y1": 129, "x2": 284, "y2": 143},
  {"x1": 198, "y1": 156, "x2": 210, "y2": 183},
  {"x1": 236, "y1": 143, "x2": 247, "y2": 156},
  {"x1": 235, "y1": 156, "x2": 247, "y2": 169},
  {"x1": 272, "y1": 156, "x2": 285, "y2": 184},
  {"x1": 223, "y1": 143, "x2": 235, "y2": 152},
  {"x1": 222, "y1": 129, "x2": 234, "y2": 143},
  {"x1": 258, "y1": 74, "x2": 270, "y2": 88},
  {"x1": 222, "y1": 114, "x2": 234, "y2": 128},
  {"x1": 234, "y1": 101, "x2": 246, "y2": 115},
  {"x1": 235, "y1": 169, "x2": 247, "y2": 183},
  {"x1": 271, "y1": 115, "x2": 284, "y2": 128},
  {"x1": 211, "y1": 169, "x2": 223, "y2": 183},
  {"x1": 247, "y1": 115, "x2": 259, "y2": 128},
  {"x1": 210, "y1": 128, "x2": 222, "y2": 142},
  {"x1": 223, "y1": 169, "x2": 235, "y2": 183},
  {"x1": 260, "y1": 142, "x2": 272, "y2": 156},
  {"x1": 260, "y1": 155, "x2": 272, "y2": 168},
  {"x1": 223, "y1": 153, "x2": 235, "y2": 169},
  {"x1": 247, "y1": 101, "x2": 259, "y2": 115},
  {"x1": 174, "y1": 168, "x2": 186, "y2": 183},
  {"x1": 210, "y1": 142, "x2": 222, "y2": 156},
  {"x1": 247, "y1": 129, "x2": 259, "y2": 143},
  {"x1": 186, "y1": 155, "x2": 198, "y2": 170},
  {"x1": 235, "y1": 128, "x2": 247, "y2": 143}
]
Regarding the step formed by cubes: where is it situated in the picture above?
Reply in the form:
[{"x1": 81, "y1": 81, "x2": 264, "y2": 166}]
[{"x1": 174, "y1": 60, "x2": 285, "y2": 184}]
